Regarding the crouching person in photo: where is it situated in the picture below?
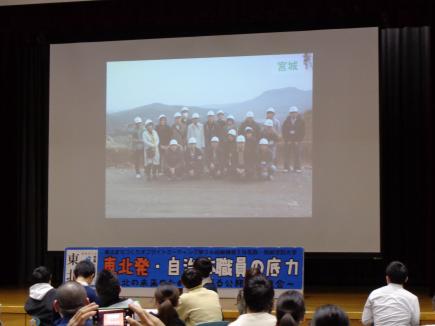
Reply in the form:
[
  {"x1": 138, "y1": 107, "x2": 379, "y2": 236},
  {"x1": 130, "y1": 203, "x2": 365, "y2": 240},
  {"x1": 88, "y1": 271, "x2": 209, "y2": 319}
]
[
  {"x1": 205, "y1": 136, "x2": 225, "y2": 179},
  {"x1": 143, "y1": 119, "x2": 160, "y2": 181},
  {"x1": 165, "y1": 139, "x2": 184, "y2": 181},
  {"x1": 185, "y1": 137, "x2": 203, "y2": 178},
  {"x1": 258, "y1": 138, "x2": 276, "y2": 181}
]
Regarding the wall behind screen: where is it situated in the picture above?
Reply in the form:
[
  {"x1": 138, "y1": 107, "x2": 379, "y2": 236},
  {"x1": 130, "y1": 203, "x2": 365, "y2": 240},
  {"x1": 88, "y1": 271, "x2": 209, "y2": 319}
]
[{"x1": 49, "y1": 28, "x2": 379, "y2": 252}]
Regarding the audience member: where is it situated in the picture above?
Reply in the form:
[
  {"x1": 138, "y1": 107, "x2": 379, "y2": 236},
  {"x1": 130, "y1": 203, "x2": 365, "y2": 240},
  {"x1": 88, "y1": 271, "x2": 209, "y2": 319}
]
[
  {"x1": 53, "y1": 281, "x2": 91, "y2": 326},
  {"x1": 194, "y1": 257, "x2": 217, "y2": 292},
  {"x1": 73, "y1": 260, "x2": 98, "y2": 303},
  {"x1": 95, "y1": 269, "x2": 134, "y2": 308},
  {"x1": 236, "y1": 267, "x2": 262, "y2": 315},
  {"x1": 152, "y1": 282, "x2": 185, "y2": 326},
  {"x1": 276, "y1": 290, "x2": 305, "y2": 326},
  {"x1": 311, "y1": 304, "x2": 349, "y2": 326}
]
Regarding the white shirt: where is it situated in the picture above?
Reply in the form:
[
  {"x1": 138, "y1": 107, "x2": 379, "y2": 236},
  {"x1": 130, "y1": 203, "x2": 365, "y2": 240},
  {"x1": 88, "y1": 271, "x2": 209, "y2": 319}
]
[
  {"x1": 362, "y1": 283, "x2": 420, "y2": 326},
  {"x1": 228, "y1": 312, "x2": 276, "y2": 326}
]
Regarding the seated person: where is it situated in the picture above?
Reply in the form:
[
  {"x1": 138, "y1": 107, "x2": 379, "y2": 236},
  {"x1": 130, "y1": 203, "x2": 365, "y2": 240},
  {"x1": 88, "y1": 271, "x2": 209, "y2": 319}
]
[
  {"x1": 95, "y1": 269, "x2": 134, "y2": 308},
  {"x1": 276, "y1": 290, "x2": 306, "y2": 326},
  {"x1": 229, "y1": 274, "x2": 276, "y2": 326},
  {"x1": 152, "y1": 282, "x2": 185, "y2": 326},
  {"x1": 311, "y1": 304, "x2": 349, "y2": 326},
  {"x1": 362, "y1": 261, "x2": 420, "y2": 326},
  {"x1": 258, "y1": 138, "x2": 276, "y2": 180},
  {"x1": 184, "y1": 137, "x2": 203, "y2": 178},
  {"x1": 165, "y1": 139, "x2": 184, "y2": 180},
  {"x1": 177, "y1": 268, "x2": 222, "y2": 326},
  {"x1": 53, "y1": 281, "x2": 93, "y2": 326},
  {"x1": 236, "y1": 267, "x2": 262, "y2": 315},
  {"x1": 193, "y1": 257, "x2": 217, "y2": 292},
  {"x1": 25, "y1": 266, "x2": 58, "y2": 326},
  {"x1": 73, "y1": 259, "x2": 98, "y2": 304},
  {"x1": 205, "y1": 136, "x2": 225, "y2": 178}
]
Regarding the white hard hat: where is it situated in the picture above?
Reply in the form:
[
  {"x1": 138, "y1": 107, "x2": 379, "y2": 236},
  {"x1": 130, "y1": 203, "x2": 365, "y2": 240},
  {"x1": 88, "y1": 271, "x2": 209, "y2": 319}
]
[
  {"x1": 245, "y1": 126, "x2": 253, "y2": 132},
  {"x1": 188, "y1": 137, "x2": 197, "y2": 144},
  {"x1": 145, "y1": 119, "x2": 153, "y2": 126},
  {"x1": 217, "y1": 110, "x2": 224, "y2": 115},
  {"x1": 207, "y1": 110, "x2": 215, "y2": 116},
  {"x1": 289, "y1": 106, "x2": 299, "y2": 113},
  {"x1": 266, "y1": 107, "x2": 275, "y2": 113},
  {"x1": 264, "y1": 119, "x2": 274, "y2": 127},
  {"x1": 236, "y1": 135, "x2": 246, "y2": 143},
  {"x1": 181, "y1": 107, "x2": 189, "y2": 112},
  {"x1": 259, "y1": 138, "x2": 269, "y2": 145},
  {"x1": 227, "y1": 115, "x2": 235, "y2": 120},
  {"x1": 134, "y1": 117, "x2": 142, "y2": 124},
  {"x1": 246, "y1": 111, "x2": 254, "y2": 118},
  {"x1": 228, "y1": 129, "x2": 237, "y2": 136},
  {"x1": 211, "y1": 136, "x2": 219, "y2": 142},
  {"x1": 174, "y1": 112, "x2": 182, "y2": 118},
  {"x1": 192, "y1": 113, "x2": 200, "y2": 119},
  {"x1": 169, "y1": 139, "x2": 178, "y2": 145},
  {"x1": 158, "y1": 114, "x2": 167, "y2": 120}
]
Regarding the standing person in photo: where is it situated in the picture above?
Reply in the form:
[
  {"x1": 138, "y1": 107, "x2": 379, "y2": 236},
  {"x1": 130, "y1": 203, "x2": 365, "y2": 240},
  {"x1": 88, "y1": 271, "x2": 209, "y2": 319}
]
[
  {"x1": 143, "y1": 119, "x2": 160, "y2": 181},
  {"x1": 130, "y1": 116, "x2": 145, "y2": 179},
  {"x1": 282, "y1": 106, "x2": 305, "y2": 173}
]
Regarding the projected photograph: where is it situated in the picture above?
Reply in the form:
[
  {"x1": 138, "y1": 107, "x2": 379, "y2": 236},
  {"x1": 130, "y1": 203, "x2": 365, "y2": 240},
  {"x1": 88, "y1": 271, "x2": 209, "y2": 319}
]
[{"x1": 106, "y1": 53, "x2": 313, "y2": 218}]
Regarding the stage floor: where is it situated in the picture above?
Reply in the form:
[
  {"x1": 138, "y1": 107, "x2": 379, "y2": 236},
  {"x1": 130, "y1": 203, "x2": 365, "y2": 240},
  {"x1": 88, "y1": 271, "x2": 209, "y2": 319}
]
[{"x1": 1, "y1": 288, "x2": 434, "y2": 325}]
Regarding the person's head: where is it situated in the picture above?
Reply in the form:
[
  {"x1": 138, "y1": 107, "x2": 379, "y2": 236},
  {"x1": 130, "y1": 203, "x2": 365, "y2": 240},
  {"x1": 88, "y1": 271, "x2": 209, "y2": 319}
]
[
  {"x1": 243, "y1": 274, "x2": 274, "y2": 313},
  {"x1": 245, "y1": 127, "x2": 254, "y2": 139},
  {"x1": 386, "y1": 261, "x2": 408, "y2": 285},
  {"x1": 227, "y1": 115, "x2": 235, "y2": 125},
  {"x1": 210, "y1": 137, "x2": 219, "y2": 149},
  {"x1": 276, "y1": 290, "x2": 305, "y2": 326},
  {"x1": 73, "y1": 260, "x2": 96, "y2": 284},
  {"x1": 227, "y1": 129, "x2": 237, "y2": 142},
  {"x1": 31, "y1": 266, "x2": 52, "y2": 285},
  {"x1": 264, "y1": 119, "x2": 274, "y2": 132},
  {"x1": 169, "y1": 139, "x2": 178, "y2": 151},
  {"x1": 154, "y1": 282, "x2": 180, "y2": 326},
  {"x1": 95, "y1": 269, "x2": 121, "y2": 307},
  {"x1": 217, "y1": 111, "x2": 225, "y2": 120},
  {"x1": 266, "y1": 107, "x2": 275, "y2": 119},
  {"x1": 244, "y1": 267, "x2": 262, "y2": 285},
  {"x1": 134, "y1": 116, "x2": 142, "y2": 127},
  {"x1": 159, "y1": 115, "x2": 167, "y2": 125},
  {"x1": 259, "y1": 138, "x2": 269, "y2": 151},
  {"x1": 193, "y1": 257, "x2": 213, "y2": 279},
  {"x1": 174, "y1": 112, "x2": 182, "y2": 123},
  {"x1": 207, "y1": 111, "x2": 216, "y2": 123},
  {"x1": 181, "y1": 107, "x2": 189, "y2": 118},
  {"x1": 245, "y1": 111, "x2": 255, "y2": 122},
  {"x1": 181, "y1": 268, "x2": 202, "y2": 289},
  {"x1": 54, "y1": 281, "x2": 89, "y2": 318},
  {"x1": 192, "y1": 113, "x2": 200, "y2": 124},
  {"x1": 289, "y1": 106, "x2": 299, "y2": 119},
  {"x1": 236, "y1": 135, "x2": 246, "y2": 150},
  {"x1": 188, "y1": 138, "x2": 197, "y2": 150},
  {"x1": 145, "y1": 120, "x2": 154, "y2": 131},
  {"x1": 311, "y1": 305, "x2": 349, "y2": 326}
]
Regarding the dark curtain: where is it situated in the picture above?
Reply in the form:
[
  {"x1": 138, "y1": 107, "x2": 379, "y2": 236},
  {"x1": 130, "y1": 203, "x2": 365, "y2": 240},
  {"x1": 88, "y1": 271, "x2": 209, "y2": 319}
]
[{"x1": 1, "y1": 25, "x2": 432, "y2": 293}]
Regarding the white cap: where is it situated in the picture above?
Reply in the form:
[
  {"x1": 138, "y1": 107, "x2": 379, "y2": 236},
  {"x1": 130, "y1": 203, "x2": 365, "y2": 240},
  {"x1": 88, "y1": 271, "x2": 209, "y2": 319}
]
[
  {"x1": 169, "y1": 139, "x2": 178, "y2": 145},
  {"x1": 259, "y1": 138, "x2": 269, "y2": 145},
  {"x1": 158, "y1": 114, "x2": 167, "y2": 120},
  {"x1": 246, "y1": 111, "x2": 254, "y2": 118},
  {"x1": 266, "y1": 107, "x2": 275, "y2": 113},
  {"x1": 236, "y1": 135, "x2": 246, "y2": 143},
  {"x1": 207, "y1": 110, "x2": 215, "y2": 116},
  {"x1": 174, "y1": 112, "x2": 182, "y2": 118},
  {"x1": 188, "y1": 137, "x2": 197, "y2": 144},
  {"x1": 134, "y1": 117, "x2": 142, "y2": 124},
  {"x1": 245, "y1": 126, "x2": 253, "y2": 132},
  {"x1": 217, "y1": 110, "x2": 224, "y2": 115},
  {"x1": 181, "y1": 107, "x2": 189, "y2": 112},
  {"x1": 289, "y1": 106, "x2": 299, "y2": 113},
  {"x1": 227, "y1": 115, "x2": 235, "y2": 120},
  {"x1": 192, "y1": 113, "x2": 200, "y2": 119},
  {"x1": 211, "y1": 136, "x2": 219, "y2": 142},
  {"x1": 228, "y1": 129, "x2": 237, "y2": 136},
  {"x1": 264, "y1": 119, "x2": 274, "y2": 127},
  {"x1": 145, "y1": 119, "x2": 153, "y2": 126}
]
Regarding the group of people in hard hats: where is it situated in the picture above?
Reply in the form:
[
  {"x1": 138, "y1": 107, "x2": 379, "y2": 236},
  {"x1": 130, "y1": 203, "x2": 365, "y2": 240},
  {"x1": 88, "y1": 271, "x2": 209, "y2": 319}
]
[{"x1": 130, "y1": 106, "x2": 305, "y2": 181}]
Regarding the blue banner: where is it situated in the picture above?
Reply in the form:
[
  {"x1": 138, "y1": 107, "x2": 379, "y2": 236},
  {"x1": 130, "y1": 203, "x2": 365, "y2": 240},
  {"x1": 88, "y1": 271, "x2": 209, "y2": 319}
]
[{"x1": 64, "y1": 247, "x2": 304, "y2": 290}]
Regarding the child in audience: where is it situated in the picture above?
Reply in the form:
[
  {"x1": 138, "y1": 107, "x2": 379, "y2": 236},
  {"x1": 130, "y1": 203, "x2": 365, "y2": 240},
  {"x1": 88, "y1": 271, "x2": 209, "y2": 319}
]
[
  {"x1": 311, "y1": 304, "x2": 350, "y2": 326},
  {"x1": 276, "y1": 290, "x2": 305, "y2": 326},
  {"x1": 24, "y1": 266, "x2": 59, "y2": 326},
  {"x1": 229, "y1": 274, "x2": 276, "y2": 326},
  {"x1": 193, "y1": 257, "x2": 217, "y2": 292},
  {"x1": 95, "y1": 269, "x2": 134, "y2": 308},
  {"x1": 152, "y1": 282, "x2": 185, "y2": 326},
  {"x1": 177, "y1": 268, "x2": 222, "y2": 326},
  {"x1": 73, "y1": 259, "x2": 98, "y2": 304}
]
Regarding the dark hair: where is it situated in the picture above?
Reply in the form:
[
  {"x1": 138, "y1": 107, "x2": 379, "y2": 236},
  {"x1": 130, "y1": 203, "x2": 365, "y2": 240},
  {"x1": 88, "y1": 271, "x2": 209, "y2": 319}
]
[
  {"x1": 95, "y1": 269, "x2": 121, "y2": 307},
  {"x1": 311, "y1": 305, "x2": 349, "y2": 326},
  {"x1": 31, "y1": 266, "x2": 51, "y2": 284},
  {"x1": 155, "y1": 282, "x2": 181, "y2": 326},
  {"x1": 56, "y1": 281, "x2": 87, "y2": 317},
  {"x1": 276, "y1": 290, "x2": 305, "y2": 326},
  {"x1": 244, "y1": 267, "x2": 262, "y2": 286},
  {"x1": 193, "y1": 257, "x2": 213, "y2": 278},
  {"x1": 181, "y1": 268, "x2": 202, "y2": 289},
  {"x1": 243, "y1": 274, "x2": 274, "y2": 313},
  {"x1": 73, "y1": 260, "x2": 96, "y2": 279},
  {"x1": 386, "y1": 261, "x2": 408, "y2": 284}
]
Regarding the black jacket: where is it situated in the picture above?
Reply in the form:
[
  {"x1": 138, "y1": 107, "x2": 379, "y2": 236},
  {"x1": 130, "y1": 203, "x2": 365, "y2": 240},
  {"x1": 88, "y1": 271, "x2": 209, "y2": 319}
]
[
  {"x1": 25, "y1": 287, "x2": 58, "y2": 326},
  {"x1": 282, "y1": 116, "x2": 305, "y2": 142}
]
